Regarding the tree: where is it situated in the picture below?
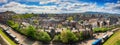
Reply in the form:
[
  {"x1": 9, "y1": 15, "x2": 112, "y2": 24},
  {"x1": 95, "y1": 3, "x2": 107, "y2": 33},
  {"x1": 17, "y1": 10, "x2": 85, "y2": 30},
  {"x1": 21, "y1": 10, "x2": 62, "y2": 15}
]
[
  {"x1": 12, "y1": 23, "x2": 19, "y2": 30},
  {"x1": 67, "y1": 16, "x2": 73, "y2": 21},
  {"x1": 7, "y1": 20, "x2": 14, "y2": 26},
  {"x1": 48, "y1": 14, "x2": 55, "y2": 17},
  {"x1": 93, "y1": 27, "x2": 112, "y2": 33},
  {"x1": 12, "y1": 15, "x2": 20, "y2": 19},
  {"x1": 60, "y1": 30, "x2": 78, "y2": 43},
  {"x1": 75, "y1": 32, "x2": 84, "y2": 40},
  {"x1": 53, "y1": 35, "x2": 60, "y2": 42},
  {"x1": 57, "y1": 24, "x2": 62, "y2": 28},
  {"x1": 35, "y1": 31, "x2": 51, "y2": 43},
  {"x1": 26, "y1": 25, "x2": 36, "y2": 38}
]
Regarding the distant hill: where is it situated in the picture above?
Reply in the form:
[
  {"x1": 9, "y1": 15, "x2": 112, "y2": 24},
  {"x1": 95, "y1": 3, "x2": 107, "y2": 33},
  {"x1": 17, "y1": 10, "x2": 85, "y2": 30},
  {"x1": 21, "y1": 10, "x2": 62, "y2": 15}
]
[
  {"x1": 84, "y1": 11, "x2": 120, "y2": 15},
  {"x1": 0, "y1": 11, "x2": 120, "y2": 15}
]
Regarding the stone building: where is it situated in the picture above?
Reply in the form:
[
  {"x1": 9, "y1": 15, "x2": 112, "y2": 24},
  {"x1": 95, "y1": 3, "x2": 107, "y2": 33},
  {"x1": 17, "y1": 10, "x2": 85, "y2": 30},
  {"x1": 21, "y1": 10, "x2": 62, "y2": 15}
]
[{"x1": 0, "y1": 11, "x2": 16, "y2": 24}]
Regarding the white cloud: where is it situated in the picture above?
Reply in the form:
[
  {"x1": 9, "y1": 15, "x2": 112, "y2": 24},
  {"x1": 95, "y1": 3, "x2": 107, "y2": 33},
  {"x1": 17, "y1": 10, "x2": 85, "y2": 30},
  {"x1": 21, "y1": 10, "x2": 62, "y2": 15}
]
[
  {"x1": 0, "y1": 1, "x2": 62, "y2": 14},
  {"x1": 39, "y1": 0, "x2": 79, "y2": 4},
  {"x1": 39, "y1": 0, "x2": 58, "y2": 4},
  {"x1": 25, "y1": 0, "x2": 40, "y2": 2},
  {"x1": 3, "y1": 2, "x2": 25, "y2": 8},
  {"x1": 15, "y1": 0, "x2": 40, "y2": 2},
  {"x1": 117, "y1": 1, "x2": 120, "y2": 3},
  {"x1": 0, "y1": 1, "x2": 120, "y2": 14},
  {"x1": 103, "y1": 2, "x2": 120, "y2": 13},
  {"x1": 0, "y1": 0, "x2": 7, "y2": 3},
  {"x1": 0, "y1": 7, "x2": 7, "y2": 12}
]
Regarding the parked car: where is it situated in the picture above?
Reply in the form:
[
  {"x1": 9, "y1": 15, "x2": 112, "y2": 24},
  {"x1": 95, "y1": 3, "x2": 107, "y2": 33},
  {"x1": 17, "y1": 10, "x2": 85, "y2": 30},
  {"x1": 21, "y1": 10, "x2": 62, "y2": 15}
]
[
  {"x1": 15, "y1": 38, "x2": 19, "y2": 44},
  {"x1": 92, "y1": 39, "x2": 102, "y2": 45}
]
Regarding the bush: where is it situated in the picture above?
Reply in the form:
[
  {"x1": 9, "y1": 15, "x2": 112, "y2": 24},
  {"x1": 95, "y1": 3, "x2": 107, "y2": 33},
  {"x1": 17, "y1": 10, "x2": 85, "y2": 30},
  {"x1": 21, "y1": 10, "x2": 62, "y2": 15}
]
[
  {"x1": 93, "y1": 27, "x2": 112, "y2": 33},
  {"x1": 60, "y1": 30, "x2": 78, "y2": 43}
]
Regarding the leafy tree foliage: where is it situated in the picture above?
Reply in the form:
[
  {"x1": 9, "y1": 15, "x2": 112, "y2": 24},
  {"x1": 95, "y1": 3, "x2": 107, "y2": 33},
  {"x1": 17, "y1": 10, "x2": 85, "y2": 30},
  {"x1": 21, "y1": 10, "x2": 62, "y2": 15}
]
[
  {"x1": 53, "y1": 34, "x2": 61, "y2": 42},
  {"x1": 12, "y1": 14, "x2": 35, "y2": 19},
  {"x1": 93, "y1": 27, "x2": 112, "y2": 33},
  {"x1": 26, "y1": 26, "x2": 36, "y2": 38},
  {"x1": 7, "y1": 20, "x2": 51, "y2": 43},
  {"x1": 67, "y1": 16, "x2": 73, "y2": 21},
  {"x1": 75, "y1": 32, "x2": 84, "y2": 40},
  {"x1": 60, "y1": 30, "x2": 78, "y2": 43},
  {"x1": 7, "y1": 20, "x2": 14, "y2": 26},
  {"x1": 35, "y1": 31, "x2": 51, "y2": 43},
  {"x1": 7, "y1": 20, "x2": 19, "y2": 30}
]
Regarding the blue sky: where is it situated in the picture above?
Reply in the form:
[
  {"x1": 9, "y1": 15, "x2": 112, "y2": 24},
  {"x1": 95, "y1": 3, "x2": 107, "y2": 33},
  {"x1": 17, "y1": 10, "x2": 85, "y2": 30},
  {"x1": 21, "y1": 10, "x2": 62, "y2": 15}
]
[{"x1": 0, "y1": 0, "x2": 120, "y2": 14}]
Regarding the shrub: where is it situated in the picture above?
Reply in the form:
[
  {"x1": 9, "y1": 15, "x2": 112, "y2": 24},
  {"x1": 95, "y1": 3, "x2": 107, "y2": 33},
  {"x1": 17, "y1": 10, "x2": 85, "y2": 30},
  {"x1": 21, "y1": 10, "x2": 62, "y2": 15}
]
[{"x1": 93, "y1": 27, "x2": 112, "y2": 33}]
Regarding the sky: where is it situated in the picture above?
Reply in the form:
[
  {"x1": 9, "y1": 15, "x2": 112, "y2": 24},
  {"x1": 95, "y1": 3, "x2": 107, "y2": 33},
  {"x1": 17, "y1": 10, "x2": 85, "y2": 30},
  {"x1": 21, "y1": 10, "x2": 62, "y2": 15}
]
[{"x1": 0, "y1": 0, "x2": 120, "y2": 14}]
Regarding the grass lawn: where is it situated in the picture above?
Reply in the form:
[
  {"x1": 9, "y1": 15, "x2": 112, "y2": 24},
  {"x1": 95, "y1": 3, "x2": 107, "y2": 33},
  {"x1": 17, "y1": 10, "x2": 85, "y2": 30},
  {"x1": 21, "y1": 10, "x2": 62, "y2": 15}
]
[
  {"x1": 114, "y1": 40, "x2": 120, "y2": 45},
  {"x1": 0, "y1": 29, "x2": 16, "y2": 45},
  {"x1": 103, "y1": 30, "x2": 120, "y2": 45}
]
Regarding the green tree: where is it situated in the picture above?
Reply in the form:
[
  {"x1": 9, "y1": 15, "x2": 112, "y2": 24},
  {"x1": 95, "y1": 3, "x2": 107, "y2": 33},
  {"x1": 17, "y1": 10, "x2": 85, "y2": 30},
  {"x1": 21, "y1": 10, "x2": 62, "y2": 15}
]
[
  {"x1": 11, "y1": 23, "x2": 19, "y2": 30},
  {"x1": 60, "y1": 30, "x2": 78, "y2": 43},
  {"x1": 67, "y1": 16, "x2": 73, "y2": 21},
  {"x1": 93, "y1": 27, "x2": 112, "y2": 33},
  {"x1": 7, "y1": 20, "x2": 14, "y2": 26},
  {"x1": 53, "y1": 35, "x2": 60, "y2": 42},
  {"x1": 75, "y1": 32, "x2": 84, "y2": 40},
  {"x1": 26, "y1": 25, "x2": 36, "y2": 38},
  {"x1": 35, "y1": 31, "x2": 51, "y2": 43},
  {"x1": 79, "y1": 32, "x2": 84, "y2": 40}
]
